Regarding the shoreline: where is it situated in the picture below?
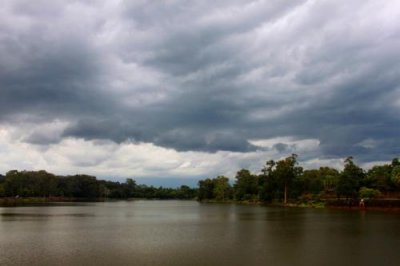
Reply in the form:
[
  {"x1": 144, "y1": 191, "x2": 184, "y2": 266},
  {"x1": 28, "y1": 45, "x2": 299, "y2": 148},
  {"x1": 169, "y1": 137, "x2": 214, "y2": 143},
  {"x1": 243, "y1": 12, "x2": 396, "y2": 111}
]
[
  {"x1": 199, "y1": 199, "x2": 400, "y2": 212},
  {"x1": 0, "y1": 197, "x2": 196, "y2": 206},
  {"x1": 0, "y1": 197, "x2": 106, "y2": 206},
  {"x1": 2, "y1": 197, "x2": 400, "y2": 212}
]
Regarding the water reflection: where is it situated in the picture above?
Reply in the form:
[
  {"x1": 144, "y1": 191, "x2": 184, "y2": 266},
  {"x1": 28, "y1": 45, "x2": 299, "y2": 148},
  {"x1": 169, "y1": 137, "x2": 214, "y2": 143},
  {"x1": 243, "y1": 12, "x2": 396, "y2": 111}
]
[
  {"x1": 0, "y1": 201, "x2": 399, "y2": 266},
  {"x1": 1, "y1": 213, "x2": 95, "y2": 218}
]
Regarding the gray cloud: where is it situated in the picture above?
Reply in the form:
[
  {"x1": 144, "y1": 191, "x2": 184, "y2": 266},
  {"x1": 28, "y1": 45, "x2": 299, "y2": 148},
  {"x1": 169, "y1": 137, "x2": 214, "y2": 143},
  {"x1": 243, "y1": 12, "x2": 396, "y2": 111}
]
[
  {"x1": 0, "y1": 0, "x2": 399, "y2": 163},
  {"x1": 273, "y1": 143, "x2": 290, "y2": 153}
]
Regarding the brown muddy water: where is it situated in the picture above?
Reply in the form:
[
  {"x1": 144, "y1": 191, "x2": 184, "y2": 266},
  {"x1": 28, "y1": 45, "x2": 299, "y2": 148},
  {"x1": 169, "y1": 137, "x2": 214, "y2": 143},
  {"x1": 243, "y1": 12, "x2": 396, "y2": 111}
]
[{"x1": 1, "y1": 200, "x2": 399, "y2": 265}]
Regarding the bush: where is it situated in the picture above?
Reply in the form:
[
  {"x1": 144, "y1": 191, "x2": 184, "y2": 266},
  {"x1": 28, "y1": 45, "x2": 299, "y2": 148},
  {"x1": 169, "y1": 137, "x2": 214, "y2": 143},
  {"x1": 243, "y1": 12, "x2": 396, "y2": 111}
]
[{"x1": 359, "y1": 187, "x2": 381, "y2": 199}]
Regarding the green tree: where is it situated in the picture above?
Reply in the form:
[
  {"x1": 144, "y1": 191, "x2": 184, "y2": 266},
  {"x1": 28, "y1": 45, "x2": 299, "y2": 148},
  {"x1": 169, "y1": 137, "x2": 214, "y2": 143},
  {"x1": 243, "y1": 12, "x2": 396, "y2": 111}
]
[
  {"x1": 198, "y1": 178, "x2": 215, "y2": 200},
  {"x1": 391, "y1": 158, "x2": 400, "y2": 191},
  {"x1": 299, "y1": 169, "x2": 324, "y2": 195},
  {"x1": 336, "y1": 157, "x2": 365, "y2": 199},
  {"x1": 319, "y1": 167, "x2": 340, "y2": 194},
  {"x1": 122, "y1": 178, "x2": 137, "y2": 197},
  {"x1": 366, "y1": 164, "x2": 392, "y2": 192},
  {"x1": 296, "y1": 167, "x2": 339, "y2": 199},
  {"x1": 67, "y1": 175, "x2": 99, "y2": 198},
  {"x1": 213, "y1": 176, "x2": 232, "y2": 201},
  {"x1": 359, "y1": 187, "x2": 381, "y2": 199},
  {"x1": 234, "y1": 169, "x2": 258, "y2": 201},
  {"x1": 34, "y1": 170, "x2": 57, "y2": 197},
  {"x1": 391, "y1": 166, "x2": 400, "y2": 189},
  {"x1": 0, "y1": 175, "x2": 5, "y2": 197},
  {"x1": 3, "y1": 170, "x2": 30, "y2": 196},
  {"x1": 259, "y1": 160, "x2": 278, "y2": 201},
  {"x1": 274, "y1": 154, "x2": 303, "y2": 204},
  {"x1": 176, "y1": 185, "x2": 197, "y2": 199}
]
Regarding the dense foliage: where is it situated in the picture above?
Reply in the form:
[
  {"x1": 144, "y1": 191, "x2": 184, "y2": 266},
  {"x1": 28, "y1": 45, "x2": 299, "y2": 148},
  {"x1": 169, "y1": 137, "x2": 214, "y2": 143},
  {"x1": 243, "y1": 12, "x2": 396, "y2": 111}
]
[
  {"x1": 1, "y1": 156, "x2": 399, "y2": 203},
  {"x1": 198, "y1": 155, "x2": 400, "y2": 203},
  {"x1": 0, "y1": 171, "x2": 196, "y2": 200}
]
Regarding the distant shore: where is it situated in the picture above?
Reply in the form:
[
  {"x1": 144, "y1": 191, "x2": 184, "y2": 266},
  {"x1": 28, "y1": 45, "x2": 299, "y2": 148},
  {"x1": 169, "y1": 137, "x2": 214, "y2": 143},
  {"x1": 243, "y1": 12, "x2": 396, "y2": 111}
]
[
  {"x1": 0, "y1": 197, "x2": 196, "y2": 207},
  {"x1": 2, "y1": 197, "x2": 400, "y2": 212},
  {"x1": 0, "y1": 197, "x2": 106, "y2": 206},
  {"x1": 199, "y1": 198, "x2": 400, "y2": 212}
]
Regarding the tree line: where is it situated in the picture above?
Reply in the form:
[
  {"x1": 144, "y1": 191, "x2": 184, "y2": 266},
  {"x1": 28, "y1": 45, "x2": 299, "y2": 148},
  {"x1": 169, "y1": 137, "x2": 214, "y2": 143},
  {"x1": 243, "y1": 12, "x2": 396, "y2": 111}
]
[
  {"x1": 198, "y1": 155, "x2": 400, "y2": 203},
  {"x1": 1, "y1": 155, "x2": 399, "y2": 203},
  {"x1": 0, "y1": 170, "x2": 196, "y2": 200}
]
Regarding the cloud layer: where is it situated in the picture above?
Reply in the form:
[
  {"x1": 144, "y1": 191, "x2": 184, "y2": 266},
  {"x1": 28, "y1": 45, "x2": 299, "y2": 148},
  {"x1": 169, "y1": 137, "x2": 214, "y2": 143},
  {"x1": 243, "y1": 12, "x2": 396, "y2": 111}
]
[{"x1": 0, "y1": 0, "x2": 399, "y2": 180}]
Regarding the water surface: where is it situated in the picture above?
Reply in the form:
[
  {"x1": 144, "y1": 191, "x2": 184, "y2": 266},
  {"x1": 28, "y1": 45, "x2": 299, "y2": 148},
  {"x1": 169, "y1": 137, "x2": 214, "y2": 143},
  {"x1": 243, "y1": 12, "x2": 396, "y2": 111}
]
[{"x1": 1, "y1": 201, "x2": 399, "y2": 265}]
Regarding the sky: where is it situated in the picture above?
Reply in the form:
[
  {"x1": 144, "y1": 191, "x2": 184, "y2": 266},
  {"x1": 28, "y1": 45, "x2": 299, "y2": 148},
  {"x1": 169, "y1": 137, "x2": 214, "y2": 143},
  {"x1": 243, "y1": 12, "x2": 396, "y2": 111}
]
[{"x1": 0, "y1": 0, "x2": 399, "y2": 186}]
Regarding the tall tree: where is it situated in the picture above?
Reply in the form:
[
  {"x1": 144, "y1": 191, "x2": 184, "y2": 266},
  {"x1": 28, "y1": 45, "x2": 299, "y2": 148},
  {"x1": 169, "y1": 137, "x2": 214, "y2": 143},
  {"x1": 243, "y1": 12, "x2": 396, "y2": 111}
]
[
  {"x1": 213, "y1": 176, "x2": 232, "y2": 201},
  {"x1": 198, "y1": 178, "x2": 215, "y2": 200},
  {"x1": 234, "y1": 169, "x2": 258, "y2": 201},
  {"x1": 366, "y1": 165, "x2": 392, "y2": 193},
  {"x1": 319, "y1": 167, "x2": 340, "y2": 194},
  {"x1": 260, "y1": 160, "x2": 277, "y2": 201},
  {"x1": 274, "y1": 154, "x2": 303, "y2": 204},
  {"x1": 336, "y1": 157, "x2": 365, "y2": 199}
]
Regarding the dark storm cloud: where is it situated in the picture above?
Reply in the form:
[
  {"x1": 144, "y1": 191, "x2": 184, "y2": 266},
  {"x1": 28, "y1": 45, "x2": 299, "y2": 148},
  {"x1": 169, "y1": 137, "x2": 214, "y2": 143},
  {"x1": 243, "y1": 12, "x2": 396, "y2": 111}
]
[
  {"x1": 1, "y1": 0, "x2": 399, "y2": 162},
  {"x1": 121, "y1": 0, "x2": 306, "y2": 77},
  {"x1": 0, "y1": 1, "x2": 115, "y2": 123},
  {"x1": 273, "y1": 143, "x2": 290, "y2": 153}
]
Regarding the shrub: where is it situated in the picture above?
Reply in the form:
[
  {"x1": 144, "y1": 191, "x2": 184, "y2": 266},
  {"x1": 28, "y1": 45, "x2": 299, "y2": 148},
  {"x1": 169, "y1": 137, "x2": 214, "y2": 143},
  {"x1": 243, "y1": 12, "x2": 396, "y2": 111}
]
[{"x1": 359, "y1": 187, "x2": 381, "y2": 199}]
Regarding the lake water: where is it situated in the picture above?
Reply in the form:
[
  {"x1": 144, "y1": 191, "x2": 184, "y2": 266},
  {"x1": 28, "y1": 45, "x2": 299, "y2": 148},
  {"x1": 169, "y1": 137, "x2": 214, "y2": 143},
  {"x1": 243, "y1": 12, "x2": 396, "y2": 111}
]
[{"x1": 1, "y1": 200, "x2": 399, "y2": 266}]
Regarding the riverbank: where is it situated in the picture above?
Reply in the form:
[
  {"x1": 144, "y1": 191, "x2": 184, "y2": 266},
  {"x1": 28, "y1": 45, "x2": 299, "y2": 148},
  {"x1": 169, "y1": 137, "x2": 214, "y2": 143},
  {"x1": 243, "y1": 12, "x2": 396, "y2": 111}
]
[
  {"x1": 200, "y1": 199, "x2": 325, "y2": 208},
  {"x1": 0, "y1": 197, "x2": 197, "y2": 207},
  {"x1": 3, "y1": 197, "x2": 400, "y2": 211},
  {"x1": 200, "y1": 198, "x2": 400, "y2": 211},
  {"x1": 0, "y1": 197, "x2": 106, "y2": 206},
  {"x1": 325, "y1": 199, "x2": 400, "y2": 212}
]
